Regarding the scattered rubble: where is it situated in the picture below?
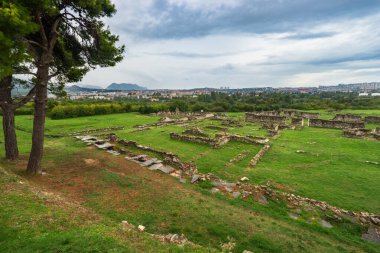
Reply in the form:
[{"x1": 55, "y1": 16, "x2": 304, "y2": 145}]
[
  {"x1": 138, "y1": 225, "x2": 146, "y2": 232},
  {"x1": 362, "y1": 226, "x2": 380, "y2": 244},
  {"x1": 320, "y1": 219, "x2": 333, "y2": 228}
]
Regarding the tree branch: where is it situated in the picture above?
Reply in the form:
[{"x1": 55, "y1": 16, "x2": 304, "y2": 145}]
[{"x1": 12, "y1": 86, "x2": 36, "y2": 109}]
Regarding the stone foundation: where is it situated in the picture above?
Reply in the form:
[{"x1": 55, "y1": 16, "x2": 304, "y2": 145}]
[
  {"x1": 170, "y1": 132, "x2": 268, "y2": 148},
  {"x1": 182, "y1": 127, "x2": 209, "y2": 137},
  {"x1": 256, "y1": 111, "x2": 280, "y2": 116},
  {"x1": 221, "y1": 120, "x2": 243, "y2": 127},
  {"x1": 245, "y1": 113, "x2": 286, "y2": 124},
  {"x1": 365, "y1": 116, "x2": 380, "y2": 123},
  {"x1": 343, "y1": 128, "x2": 380, "y2": 140},
  {"x1": 206, "y1": 125, "x2": 229, "y2": 131},
  {"x1": 291, "y1": 117, "x2": 304, "y2": 127},
  {"x1": 309, "y1": 119, "x2": 365, "y2": 129},
  {"x1": 283, "y1": 110, "x2": 297, "y2": 117},
  {"x1": 300, "y1": 112, "x2": 320, "y2": 119},
  {"x1": 333, "y1": 114, "x2": 362, "y2": 122},
  {"x1": 250, "y1": 144, "x2": 270, "y2": 167}
]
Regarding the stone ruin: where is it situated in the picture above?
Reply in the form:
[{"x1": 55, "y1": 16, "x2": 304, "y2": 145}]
[
  {"x1": 76, "y1": 134, "x2": 380, "y2": 234},
  {"x1": 46, "y1": 126, "x2": 125, "y2": 138},
  {"x1": 118, "y1": 139, "x2": 198, "y2": 176},
  {"x1": 333, "y1": 114, "x2": 362, "y2": 122},
  {"x1": 170, "y1": 132, "x2": 229, "y2": 148},
  {"x1": 156, "y1": 111, "x2": 215, "y2": 120},
  {"x1": 221, "y1": 119, "x2": 243, "y2": 127},
  {"x1": 343, "y1": 128, "x2": 380, "y2": 141},
  {"x1": 309, "y1": 119, "x2": 365, "y2": 129},
  {"x1": 170, "y1": 132, "x2": 269, "y2": 148},
  {"x1": 182, "y1": 127, "x2": 209, "y2": 137},
  {"x1": 245, "y1": 113, "x2": 286, "y2": 124},
  {"x1": 255, "y1": 111, "x2": 280, "y2": 116},
  {"x1": 365, "y1": 116, "x2": 380, "y2": 123},
  {"x1": 291, "y1": 117, "x2": 304, "y2": 127},
  {"x1": 250, "y1": 144, "x2": 271, "y2": 167},
  {"x1": 299, "y1": 112, "x2": 320, "y2": 119},
  {"x1": 282, "y1": 110, "x2": 297, "y2": 117},
  {"x1": 206, "y1": 125, "x2": 228, "y2": 132}
]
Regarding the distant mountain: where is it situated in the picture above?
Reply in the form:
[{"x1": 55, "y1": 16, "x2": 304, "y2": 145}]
[
  {"x1": 78, "y1": 84, "x2": 103, "y2": 89},
  {"x1": 106, "y1": 83, "x2": 147, "y2": 91},
  {"x1": 65, "y1": 85, "x2": 99, "y2": 93}
]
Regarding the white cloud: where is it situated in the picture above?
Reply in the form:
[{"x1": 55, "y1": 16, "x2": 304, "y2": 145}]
[{"x1": 78, "y1": 1, "x2": 380, "y2": 88}]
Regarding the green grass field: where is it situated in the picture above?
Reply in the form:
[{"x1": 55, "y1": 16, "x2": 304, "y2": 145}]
[{"x1": 1, "y1": 111, "x2": 380, "y2": 252}]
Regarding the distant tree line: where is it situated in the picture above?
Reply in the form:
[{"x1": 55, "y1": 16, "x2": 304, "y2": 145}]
[{"x1": 8, "y1": 91, "x2": 379, "y2": 119}]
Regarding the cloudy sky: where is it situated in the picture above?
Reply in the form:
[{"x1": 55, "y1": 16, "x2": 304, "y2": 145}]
[{"x1": 78, "y1": 0, "x2": 380, "y2": 89}]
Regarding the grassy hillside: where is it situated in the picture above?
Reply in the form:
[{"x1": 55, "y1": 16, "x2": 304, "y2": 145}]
[{"x1": 0, "y1": 111, "x2": 379, "y2": 252}]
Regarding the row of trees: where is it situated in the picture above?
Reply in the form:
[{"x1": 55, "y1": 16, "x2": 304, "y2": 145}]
[
  {"x1": 12, "y1": 91, "x2": 376, "y2": 119},
  {"x1": 0, "y1": 0, "x2": 124, "y2": 173}
]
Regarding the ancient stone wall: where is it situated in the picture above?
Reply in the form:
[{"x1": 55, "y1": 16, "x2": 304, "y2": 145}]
[
  {"x1": 299, "y1": 112, "x2": 320, "y2": 119},
  {"x1": 206, "y1": 125, "x2": 228, "y2": 131},
  {"x1": 221, "y1": 120, "x2": 243, "y2": 127},
  {"x1": 170, "y1": 132, "x2": 267, "y2": 147},
  {"x1": 67, "y1": 126, "x2": 125, "y2": 136},
  {"x1": 343, "y1": 128, "x2": 380, "y2": 141},
  {"x1": 309, "y1": 119, "x2": 365, "y2": 129},
  {"x1": 170, "y1": 133, "x2": 223, "y2": 147},
  {"x1": 245, "y1": 113, "x2": 286, "y2": 124},
  {"x1": 256, "y1": 111, "x2": 280, "y2": 116},
  {"x1": 250, "y1": 144, "x2": 270, "y2": 167},
  {"x1": 365, "y1": 116, "x2": 380, "y2": 123},
  {"x1": 182, "y1": 127, "x2": 209, "y2": 137},
  {"x1": 291, "y1": 117, "x2": 304, "y2": 127},
  {"x1": 333, "y1": 114, "x2": 362, "y2": 122},
  {"x1": 282, "y1": 110, "x2": 297, "y2": 117},
  {"x1": 227, "y1": 134, "x2": 269, "y2": 145}
]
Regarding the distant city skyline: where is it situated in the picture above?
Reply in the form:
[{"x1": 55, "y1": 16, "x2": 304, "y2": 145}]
[{"x1": 76, "y1": 0, "x2": 380, "y2": 89}]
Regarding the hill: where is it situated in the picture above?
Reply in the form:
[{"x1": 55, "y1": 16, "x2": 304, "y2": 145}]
[
  {"x1": 65, "y1": 85, "x2": 102, "y2": 93},
  {"x1": 106, "y1": 83, "x2": 147, "y2": 91},
  {"x1": 79, "y1": 84, "x2": 103, "y2": 89}
]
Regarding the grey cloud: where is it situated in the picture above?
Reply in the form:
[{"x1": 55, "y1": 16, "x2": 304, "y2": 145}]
[
  {"x1": 113, "y1": 0, "x2": 380, "y2": 39},
  {"x1": 284, "y1": 32, "x2": 337, "y2": 40}
]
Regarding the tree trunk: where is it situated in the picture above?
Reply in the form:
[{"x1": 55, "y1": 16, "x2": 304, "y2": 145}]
[
  {"x1": 0, "y1": 76, "x2": 19, "y2": 161},
  {"x1": 2, "y1": 107, "x2": 19, "y2": 160},
  {"x1": 26, "y1": 65, "x2": 49, "y2": 174}
]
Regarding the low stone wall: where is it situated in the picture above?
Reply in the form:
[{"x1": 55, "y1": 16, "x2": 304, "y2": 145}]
[
  {"x1": 250, "y1": 144, "x2": 270, "y2": 167},
  {"x1": 343, "y1": 128, "x2": 380, "y2": 140},
  {"x1": 333, "y1": 114, "x2": 362, "y2": 122},
  {"x1": 256, "y1": 111, "x2": 280, "y2": 116},
  {"x1": 221, "y1": 120, "x2": 243, "y2": 127},
  {"x1": 206, "y1": 125, "x2": 228, "y2": 131},
  {"x1": 300, "y1": 112, "x2": 320, "y2": 119},
  {"x1": 170, "y1": 133, "x2": 225, "y2": 147},
  {"x1": 245, "y1": 113, "x2": 286, "y2": 124},
  {"x1": 291, "y1": 117, "x2": 304, "y2": 127},
  {"x1": 309, "y1": 119, "x2": 365, "y2": 129},
  {"x1": 170, "y1": 132, "x2": 267, "y2": 147},
  {"x1": 283, "y1": 110, "x2": 297, "y2": 117},
  {"x1": 63, "y1": 126, "x2": 125, "y2": 137},
  {"x1": 182, "y1": 127, "x2": 209, "y2": 137},
  {"x1": 365, "y1": 116, "x2": 380, "y2": 123},
  {"x1": 227, "y1": 134, "x2": 269, "y2": 145}
]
